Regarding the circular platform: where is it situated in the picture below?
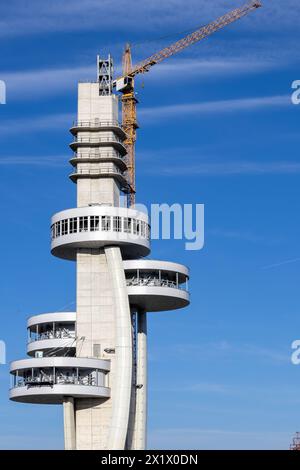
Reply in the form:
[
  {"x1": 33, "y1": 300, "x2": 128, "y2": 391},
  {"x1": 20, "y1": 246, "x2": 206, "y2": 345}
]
[
  {"x1": 51, "y1": 206, "x2": 150, "y2": 260},
  {"x1": 10, "y1": 357, "x2": 110, "y2": 404},
  {"x1": 27, "y1": 312, "x2": 76, "y2": 357},
  {"x1": 123, "y1": 259, "x2": 190, "y2": 312}
]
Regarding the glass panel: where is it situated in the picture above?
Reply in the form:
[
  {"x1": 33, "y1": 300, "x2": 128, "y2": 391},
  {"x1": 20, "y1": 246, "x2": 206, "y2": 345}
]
[
  {"x1": 90, "y1": 216, "x2": 100, "y2": 231},
  {"x1": 70, "y1": 217, "x2": 78, "y2": 234},
  {"x1": 112, "y1": 216, "x2": 122, "y2": 232},
  {"x1": 79, "y1": 216, "x2": 88, "y2": 232},
  {"x1": 101, "y1": 216, "x2": 111, "y2": 231}
]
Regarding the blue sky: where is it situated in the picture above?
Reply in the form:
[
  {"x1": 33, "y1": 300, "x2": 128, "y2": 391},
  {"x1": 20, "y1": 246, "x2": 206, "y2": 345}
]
[{"x1": 0, "y1": 0, "x2": 300, "y2": 450}]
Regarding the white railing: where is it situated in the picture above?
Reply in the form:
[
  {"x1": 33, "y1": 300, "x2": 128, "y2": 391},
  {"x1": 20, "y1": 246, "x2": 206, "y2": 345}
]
[
  {"x1": 16, "y1": 375, "x2": 98, "y2": 387},
  {"x1": 73, "y1": 136, "x2": 125, "y2": 145},
  {"x1": 72, "y1": 120, "x2": 121, "y2": 129},
  {"x1": 71, "y1": 167, "x2": 125, "y2": 177},
  {"x1": 126, "y1": 277, "x2": 187, "y2": 291},
  {"x1": 73, "y1": 152, "x2": 125, "y2": 161},
  {"x1": 29, "y1": 330, "x2": 76, "y2": 343}
]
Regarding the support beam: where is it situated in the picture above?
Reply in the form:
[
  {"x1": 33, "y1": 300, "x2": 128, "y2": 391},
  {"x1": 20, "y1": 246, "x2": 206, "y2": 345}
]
[
  {"x1": 63, "y1": 397, "x2": 76, "y2": 450},
  {"x1": 134, "y1": 309, "x2": 147, "y2": 450}
]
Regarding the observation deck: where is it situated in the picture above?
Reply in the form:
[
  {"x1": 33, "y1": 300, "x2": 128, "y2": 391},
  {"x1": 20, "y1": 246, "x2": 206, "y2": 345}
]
[
  {"x1": 10, "y1": 357, "x2": 110, "y2": 404},
  {"x1": 51, "y1": 206, "x2": 151, "y2": 260},
  {"x1": 27, "y1": 312, "x2": 76, "y2": 357},
  {"x1": 124, "y1": 260, "x2": 190, "y2": 311}
]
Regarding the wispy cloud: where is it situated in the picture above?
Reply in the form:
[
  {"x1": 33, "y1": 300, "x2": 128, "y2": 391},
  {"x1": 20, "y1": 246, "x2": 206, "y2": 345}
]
[
  {"x1": 148, "y1": 427, "x2": 291, "y2": 450},
  {"x1": 2, "y1": 55, "x2": 276, "y2": 102},
  {"x1": 137, "y1": 57, "x2": 276, "y2": 82},
  {"x1": 0, "y1": 1, "x2": 265, "y2": 37},
  {"x1": 140, "y1": 95, "x2": 290, "y2": 122},
  {"x1": 2, "y1": 67, "x2": 94, "y2": 100},
  {"x1": 0, "y1": 113, "x2": 72, "y2": 136},
  {"x1": 143, "y1": 159, "x2": 300, "y2": 177},
  {"x1": 0, "y1": 0, "x2": 299, "y2": 38},
  {"x1": 154, "y1": 340, "x2": 290, "y2": 365},
  {"x1": 152, "y1": 382, "x2": 232, "y2": 394},
  {"x1": 0, "y1": 155, "x2": 67, "y2": 167},
  {"x1": 261, "y1": 257, "x2": 300, "y2": 270}
]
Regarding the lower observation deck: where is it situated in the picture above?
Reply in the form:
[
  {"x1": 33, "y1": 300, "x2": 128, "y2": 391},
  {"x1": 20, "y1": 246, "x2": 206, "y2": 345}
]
[
  {"x1": 124, "y1": 259, "x2": 190, "y2": 311},
  {"x1": 10, "y1": 357, "x2": 110, "y2": 404},
  {"x1": 27, "y1": 312, "x2": 76, "y2": 357},
  {"x1": 51, "y1": 206, "x2": 150, "y2": 260}
]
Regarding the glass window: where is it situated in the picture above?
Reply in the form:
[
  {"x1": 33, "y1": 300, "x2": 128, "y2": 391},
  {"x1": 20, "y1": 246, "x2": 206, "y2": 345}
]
[
  {"x1": 70, "y1": 217, "x2": 78, "y2": 234},
  {"x1": 62, "y1": 219, "x2": 68, "y2": 236},
  {"x1": 56, "y1": 221, "x2": 61, "y2": 237},
  {"x1": 51, "y1": 225, "x2": 55, "y2": 240},
  {"x1": 113, "y1": 216, "x2": 122, "y2": 232},
  {"x1": 90, "y1": 216, "x2": 100, "y2": 232},
  {"x1": 123, "y1": 217, "x2": 132, "y2": 233},
  {"x1": 101, "y1": 216, "x2": 111, "y2": 231},
  {"x1": 141, "y1": 221, "x2": 145, "y2": 237},
  {"x1": 79, "y1": 216, "x2": 88, "y2": 232},
  {"x1": 132, "y1": 219, "x2": 137, "y2": 235}
]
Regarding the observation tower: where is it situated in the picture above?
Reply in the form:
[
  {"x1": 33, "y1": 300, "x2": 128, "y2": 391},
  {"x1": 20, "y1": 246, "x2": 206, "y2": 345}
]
[{"x1": 9, "y1": 56, "x2": 190, "y2": 450}]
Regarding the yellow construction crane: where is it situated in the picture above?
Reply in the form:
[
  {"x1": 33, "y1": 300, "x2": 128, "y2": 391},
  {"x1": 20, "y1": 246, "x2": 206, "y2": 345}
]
[{"x1": 114, "y1": 1, "x2": 262, "y2": 206}]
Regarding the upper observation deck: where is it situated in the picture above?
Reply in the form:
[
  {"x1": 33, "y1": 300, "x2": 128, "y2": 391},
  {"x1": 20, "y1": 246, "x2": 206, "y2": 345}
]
[{"x1": 51, "y1": 206, "x2": 151, "y2": 260}]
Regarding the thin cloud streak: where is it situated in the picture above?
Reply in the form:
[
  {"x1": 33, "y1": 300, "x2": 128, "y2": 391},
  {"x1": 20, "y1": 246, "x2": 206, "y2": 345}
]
[
  {"x1": 2, "y1": 66, "x2": 94, "y2": 100},
  {"x1": 138, "y1": 57, "x2": 276, "y2": 81},
  {"x1": 2, "y1": 57, "x2": 274, "y2": 101},
  {"x1": 261, "y1": 257, "x2": 300, "y2": 270},
  {"x1": 143, "y1": 160, "x2": 300, "y2": 177},
  {"x1": 0, "y1": 156, "x2": 67, "y2": 167},
  {"x1": 140, "y1": 95, "x2": 290, "y2": 122},
  {"x1": 0, "y1": 113, "x2": 73, "y2": 136},
  {"x1": 154, "y1": 340, "x2": 289, "y2": 365},
  {"x1": 0, "y1": 0, "x2": 299, "y2": 38}
]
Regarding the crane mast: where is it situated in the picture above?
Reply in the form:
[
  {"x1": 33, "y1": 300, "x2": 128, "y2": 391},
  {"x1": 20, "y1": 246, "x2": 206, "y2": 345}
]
[{"x1": 116, "y1": 1, "x2": 262, "y2": 206}]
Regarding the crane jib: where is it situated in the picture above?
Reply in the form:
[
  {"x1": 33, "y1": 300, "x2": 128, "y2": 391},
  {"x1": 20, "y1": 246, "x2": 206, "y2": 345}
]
[{"x1": 116, "y1": 0, "x2": 262, "y2": 206}]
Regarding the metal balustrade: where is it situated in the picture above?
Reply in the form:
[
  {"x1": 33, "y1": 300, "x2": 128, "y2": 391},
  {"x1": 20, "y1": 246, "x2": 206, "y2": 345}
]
[
  {"x1": 72, "y1": 167, "x2": 125, "y2": 176},
  {"x1": 126, "y1": 276, "x2": 188, "y2": 291},
  {"x1": 28, "y1": 329, "x2": 75, "y2": 343},
  {"x1": 72, "y1": 120, "x2": 121, "y2": 128},
  {"x1": 72, "y1": 151, "x2": 125, "y2": 160},
  {"x1": 12, "y1": 368, "x2": 105, "y2": 388},
  {"x1": 74, "y1": 136, "x2": 124, "y2": 144},
  {"x1": 51, "y1": 215, "x2": 151, "y2": 241}
]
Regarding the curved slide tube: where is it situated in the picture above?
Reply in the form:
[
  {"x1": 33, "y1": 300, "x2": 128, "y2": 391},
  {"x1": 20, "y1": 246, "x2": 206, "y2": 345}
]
[{"x1": 105, "y1": 246, "x2": 133, "y2": 450}]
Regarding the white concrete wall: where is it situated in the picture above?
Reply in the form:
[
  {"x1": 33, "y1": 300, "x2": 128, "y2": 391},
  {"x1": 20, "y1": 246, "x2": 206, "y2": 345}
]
[
  {"x1": 78, "y1": 84, "x2": 118, "y2": 122},
  {"x1": 77, "y1": 177, "x2": 120, "y2": 207},
  {"x1": 76, "y1": 85, "x2": 121, "y2": 208},
  {"x1": 75, "y1": 248, "x2": 115, "y2": 449}
]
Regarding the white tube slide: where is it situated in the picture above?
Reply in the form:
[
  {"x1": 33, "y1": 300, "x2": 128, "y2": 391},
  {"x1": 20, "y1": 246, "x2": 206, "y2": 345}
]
[
  {"x1": 125, "y1": 311, "x2": 137, "y2": 450},
  {"x1": 105, "y1": 246, "x2": 132, "y2": 450}
]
